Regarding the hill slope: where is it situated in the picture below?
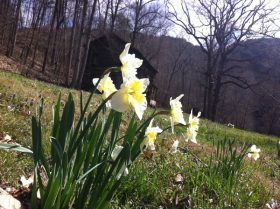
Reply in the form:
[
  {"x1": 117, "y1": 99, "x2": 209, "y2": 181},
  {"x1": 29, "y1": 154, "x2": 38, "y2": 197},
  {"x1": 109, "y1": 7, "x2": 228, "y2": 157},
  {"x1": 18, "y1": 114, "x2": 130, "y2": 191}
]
[{"x1": 0, "y1": 69, "x2": 280, "y2": 208}]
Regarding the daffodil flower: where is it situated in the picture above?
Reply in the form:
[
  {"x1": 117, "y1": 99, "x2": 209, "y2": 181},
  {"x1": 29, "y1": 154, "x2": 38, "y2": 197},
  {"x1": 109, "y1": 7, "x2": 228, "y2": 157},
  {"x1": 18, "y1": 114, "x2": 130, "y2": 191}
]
[
  {"x1": 185, "y1": 127, "x2": 198, "y2": 144},
  {"x1": 111, "y1": 145, "x2": 124, "y2": 161},
  {"x1": 119, "y1": 43, "x2": 143, "y2": 81},
  {"x1": 185, "y1": 110, "x2": 201, "y2": 143},
  {"x1": 140, "y1": 119, "x2": 162, "y2": 152},
  {"x1": 93, "y1": 73, "x2": 117, "y2": 108},
  {"x1": 111, "y1": 78, "x2": 149, "y2": 120},
  {"x1": 248, "y1": 145, "x2": 260, "y2": 161},
  {"x1": 188, "y1": 110, "x2": 201, "y2": 131},
  {"x1": 170, "y1": 140, "x2": 179, "y2": 153},
  {"x1": 20, "y1": 175, "x2": 33, "y2": 188},
  {"x1": 170, "y1": 94, "x2": 186, "y2": 133}
]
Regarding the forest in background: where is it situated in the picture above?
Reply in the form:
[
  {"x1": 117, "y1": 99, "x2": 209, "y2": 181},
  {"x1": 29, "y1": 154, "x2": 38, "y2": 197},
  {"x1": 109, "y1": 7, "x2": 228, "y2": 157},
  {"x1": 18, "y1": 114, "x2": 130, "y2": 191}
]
[{"x1": 1, "y1": 0, "x2": 280, "y2": 136}]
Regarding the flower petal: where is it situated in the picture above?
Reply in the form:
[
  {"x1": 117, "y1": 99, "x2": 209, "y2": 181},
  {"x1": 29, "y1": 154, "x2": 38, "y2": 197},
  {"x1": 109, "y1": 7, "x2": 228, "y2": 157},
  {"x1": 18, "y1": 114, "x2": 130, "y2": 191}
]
[
  {"x1": 121, "y1": 67, "x2": 138, "y2": 81},
  {"x1": 92, "y1": 78, "x2": 99, "y2": 86},
  {"x1": 126, "y1": 54, "x2": 143, "y2": 69},
  {"x1": 130, "y1": 95, "x2": 147, "y2": 120},
  {"x1": 141, "y1": 78, "x2": 150, "y2": 91},
  {"x1": 151, "y1": 127, "x2": 163, "y2": 133},
  {"x1": 111, "y1": 88, "x2": 130, "y2": 112},
  {"x1": 174, "y1": 94, "x2": 184, "y2": 102},
  {"x1": 119, "y1": 43, "x2": 131, "y2": 64}
]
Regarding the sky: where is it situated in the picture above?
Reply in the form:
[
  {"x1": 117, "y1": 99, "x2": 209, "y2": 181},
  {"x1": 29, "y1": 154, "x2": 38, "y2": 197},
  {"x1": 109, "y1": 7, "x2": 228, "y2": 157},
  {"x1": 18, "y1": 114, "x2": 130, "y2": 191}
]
[{"x1": 164, "y1": 0, "x2": 280, "y2": 45}]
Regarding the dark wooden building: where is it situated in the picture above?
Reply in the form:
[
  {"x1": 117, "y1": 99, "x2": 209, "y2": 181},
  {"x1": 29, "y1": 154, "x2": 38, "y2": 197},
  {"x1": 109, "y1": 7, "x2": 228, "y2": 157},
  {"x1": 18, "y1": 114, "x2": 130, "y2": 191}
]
[{"x1": 82, "y1": 33, "x2": 157, "y2": 101}]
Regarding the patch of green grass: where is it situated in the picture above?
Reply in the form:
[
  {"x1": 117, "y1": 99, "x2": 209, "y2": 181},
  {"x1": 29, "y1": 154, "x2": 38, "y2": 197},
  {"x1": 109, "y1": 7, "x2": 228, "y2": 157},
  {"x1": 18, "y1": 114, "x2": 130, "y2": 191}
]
[
  {"x1": 0, "y1": 70, "x2": 99, "y2": 186},
  {"x1": 113, "y1": 140, "x2": 270, "y2": 208},
  {"x1": 0, "y1": 70, "x2": 279, "y2": 207},
  {"x1": 200, "y1": 119, "x2": 279, "y2": 153}
]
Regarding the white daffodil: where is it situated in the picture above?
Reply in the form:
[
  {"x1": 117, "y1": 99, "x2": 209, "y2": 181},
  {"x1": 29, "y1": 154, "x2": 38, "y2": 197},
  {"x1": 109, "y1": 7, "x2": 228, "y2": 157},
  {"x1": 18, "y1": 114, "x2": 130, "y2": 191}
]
[
  {"x1": 188, "y1": 110, "x2": 201, "y2": 131},
  {"x1": 120, "y1": 43, "x2": 143, "y2": 81},
  {"x1": 111, "y1": 78, "x2": 149, "y2": 120},
  {"x1": 185, "y1": 110, "x2": 201, "y2": 143},
  {"x1": 111, "y1": 145, "x2": 124, "y2": 161},
  {"x1": 170, "y1": 94, "x2": 186, "y2": 133},
  {"x1": 185, "y1": 127, "x2": 198, "y2": 144},
  {"x1": 248, "y1": 145, "x2": 260, "y2": 161},
  {"x1": 170, "y1": 140, "x2": 179, "y2": 153},
  {"x1": 20, "y1": 176, "x2": 33, "y2": 188},
  {"x1": 93, "y1": 73, "x2": 117, "y2": 107},
  {"x1": 140, "y1": 119, "x2": 162, "y2": 152}
]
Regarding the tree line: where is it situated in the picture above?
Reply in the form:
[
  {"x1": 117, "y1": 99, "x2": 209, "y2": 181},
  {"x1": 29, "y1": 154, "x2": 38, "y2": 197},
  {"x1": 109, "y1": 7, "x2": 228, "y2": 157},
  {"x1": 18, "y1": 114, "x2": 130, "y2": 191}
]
[{"x1": 0, "y1": 0, "x2": 166, "y2": 88}]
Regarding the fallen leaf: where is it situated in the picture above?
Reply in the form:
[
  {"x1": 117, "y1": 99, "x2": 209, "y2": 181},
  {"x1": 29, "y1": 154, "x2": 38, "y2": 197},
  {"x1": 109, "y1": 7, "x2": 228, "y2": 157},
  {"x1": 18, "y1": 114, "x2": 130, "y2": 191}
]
[
  {"x1": 175, "y1": 173, "x2": 183, "y2": 183},
  {"x1": 0, "y1": 188, "x2": 22, "y2": 209}
]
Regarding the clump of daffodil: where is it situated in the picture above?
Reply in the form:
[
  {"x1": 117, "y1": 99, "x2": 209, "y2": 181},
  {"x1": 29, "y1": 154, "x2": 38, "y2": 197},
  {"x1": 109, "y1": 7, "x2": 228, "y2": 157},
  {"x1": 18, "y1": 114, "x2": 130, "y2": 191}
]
[
  {"x1": 248, "y1": 145, "x2": 260, "y2": 161},
  {"x1": 120, "y1": 43, "x2": 143, "y2": 81},
  {"x1": 140, "y1": 119, "x2": 162, "y2": 152},
  {"x1": 170, "y1": 94, "x2": 186, "y2": 133},
  {"x1": 185, "y1": 110, "x2": 201, "y2": 143},
  {"x1": 93, "y1": 73, "x2": 117, "y2": 107},
  {"x1": 111, "y1": 78, "x2": 149, "y2": 120}
]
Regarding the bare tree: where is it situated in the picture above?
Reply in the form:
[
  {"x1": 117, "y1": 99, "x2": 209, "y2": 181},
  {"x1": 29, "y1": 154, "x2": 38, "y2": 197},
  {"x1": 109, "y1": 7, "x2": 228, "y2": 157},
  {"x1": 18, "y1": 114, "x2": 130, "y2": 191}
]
[
  {"x1": 65, "y1": 0, "x2": 80, "y2": 85},
  {"x1": 166, "y1": 0, "x2": 275, "y2": 120},
  {"x1": 127, "y1": 0, "x2": 165, "y2": 47},
  {"x1": 71, "y1": 0, "x2": 98, "y2": 88},
  {"x1": 76, "y1": 0, "x2": 98, "y2": 88},
  {"x1": 110, "y1": 0, "x2": 123, "y2": 32},
  {"x1": 6, "y1": 0, "x2": 22, "y2": 57}
]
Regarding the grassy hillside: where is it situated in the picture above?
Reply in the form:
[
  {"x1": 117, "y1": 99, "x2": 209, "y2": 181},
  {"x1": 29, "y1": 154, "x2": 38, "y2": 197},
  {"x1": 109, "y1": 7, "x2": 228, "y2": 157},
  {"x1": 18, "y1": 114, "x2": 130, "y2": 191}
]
[{"x1": 0, "y1": 70, "x2": 279, "y2": 208}]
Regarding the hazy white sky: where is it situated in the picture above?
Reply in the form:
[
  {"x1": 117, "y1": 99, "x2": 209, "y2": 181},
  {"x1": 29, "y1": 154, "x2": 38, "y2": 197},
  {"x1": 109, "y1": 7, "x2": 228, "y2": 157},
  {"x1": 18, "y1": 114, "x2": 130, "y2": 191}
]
[{"x1": 165, "y1": 0, "x2": 280, "y2": 45}]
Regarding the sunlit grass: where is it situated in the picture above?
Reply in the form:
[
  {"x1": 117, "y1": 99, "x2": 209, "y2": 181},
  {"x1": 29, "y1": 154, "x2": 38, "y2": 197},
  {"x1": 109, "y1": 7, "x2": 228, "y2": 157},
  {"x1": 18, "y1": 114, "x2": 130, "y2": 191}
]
[{"x1": 0, "y1": 70, "x2": 280, "y2": 207}]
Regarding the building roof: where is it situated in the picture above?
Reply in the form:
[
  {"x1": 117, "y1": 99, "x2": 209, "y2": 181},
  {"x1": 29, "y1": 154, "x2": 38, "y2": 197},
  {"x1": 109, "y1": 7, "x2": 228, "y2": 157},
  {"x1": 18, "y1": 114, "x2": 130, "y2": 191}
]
[
  {"x1": 90, "y1": 33, "x2": 158, "y2": 74},
  {"x1": 82, "y1": 33, "x2": 158, "y2": 97}
]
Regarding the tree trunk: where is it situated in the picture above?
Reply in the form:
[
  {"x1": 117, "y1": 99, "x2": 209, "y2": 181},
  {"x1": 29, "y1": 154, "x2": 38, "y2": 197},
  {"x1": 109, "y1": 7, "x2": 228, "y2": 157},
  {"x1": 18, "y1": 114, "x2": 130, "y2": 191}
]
[
  {"x1": 110, "y1": 0, "x2": 121, "y2": 33},
  {"x1": 6, "y1": 0, "x2": 21, "y2": 57},
  {"x1": 42, "y1": 0, "x2": 58, "y2": 73},
  {"x1": 65, "y1": 0, "x2": 79, "y2": 86},
  {"x1": 70, "y1": 0, "x2": 89, "y2": 87},
  {"x1": 24, "y1": 1, "x2": 46, "y2": 65},
  {"x1": 102, "y1": 0, "x2": 110, "y2": 32},
  {"x1": 19, "y1": 0, "x2": 32, "y2": 59},
  {"x1": 210, "y1": 55, "x2": 226, "y2": 121},
  {"x1": 1, "y1": 0, "x2": 10, "y2": 46},
  {"x1": 76, "y1": 0, "x2": 98, "y2": 88},
  {"x1": 131, "y1": 0, "x2": 142, "y2": 48},
  {"x1": 31, "y1": 2, "x2": 47, "y2": 68},
  {"x1": 210, "y1": 76, "x2": 221, "y2": 121}
]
